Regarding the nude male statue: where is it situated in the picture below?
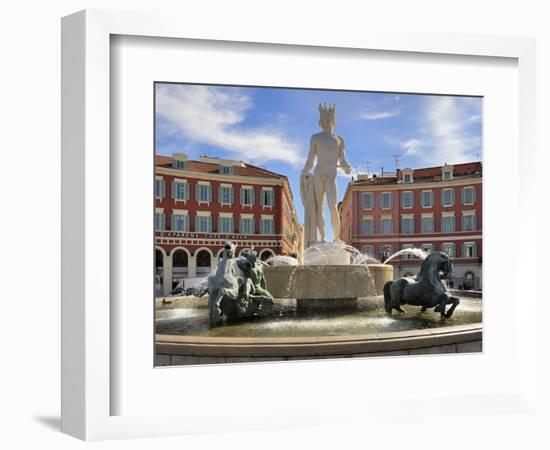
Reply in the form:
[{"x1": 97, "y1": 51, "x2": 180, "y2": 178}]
[{"x1": 301, "y1": 104, "x2": 352, "y2": 246}]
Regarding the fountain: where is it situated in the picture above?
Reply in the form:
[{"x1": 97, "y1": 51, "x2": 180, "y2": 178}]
[{"x1": 264, "y1": 103, "x2": 392, "y2": 311}]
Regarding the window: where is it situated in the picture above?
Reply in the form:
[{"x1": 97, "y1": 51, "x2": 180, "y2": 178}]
[
  {"x1": 240, "y1": 217, "x2": 255, "y2": 234},
  {"x1": 195, "y1": 215, "x2": 212, "y2": 233},
  {"x1": 381, "y1": 218, "x2": 393, "y2": 234},
  {"x1": 361, "y1": 218, "x2": 374, "y2": 235},
  {"x1": 441, "y1": 215, "x2": 455, "y2": 232},
  {"x1": 463, "y1": 242, "x2": 477, "y2": 258},
  {"x1": 155, "y1": 179, "x2": 165, "y2": 198},
  {"x1": 219, "y1": 185, "x2": 234, "y2": 204},
  {"x1": 421, "y1": 191, "x2": 433, "y2": 208},
  {"x1": 462, "y1": 186, "x2": 476, "y2": 204},
  {"x1": 462, "y1": 213, "x2": 476, "y2": 231},
  {"x1": 218, "y1": 216, "x2": 233, "y2": 233},
  {"x1": 260, "y1": 218, "x2": 275, "y2": 234},
  {"x1": 219, "y1": 165, "x2": 233, "y2": 175},
  {"x1": 172, "y1": 160, "x2": 187, "y2": 169},
  {"x1": 380, "y1": 192, "x2": 392, "y2": 209},
  {"x1": 195, "y1": 184, "x2": 212, "y2": 202},
  {"x1": 442, "y1": 243, "x2": 455, "y2": 257},
  {"x1": 441, "y1": 188, "x2": 455, "y2": 206},
  {"x1": 172, "y1": 214, "x2": 189, "y2": 232},
  {"x1": 421, "y1": 216, "x2": 434, "y2": 233},
  {"x1": 401, "y1": 244, "x2": 414, "y2": 259},
  {"x1": 172, "y1": 181, "x2": 189, "y2": 200},
  {"x1": 401, "y1": 191, "x2": 413, "y2": 208},
  {"x1": 155, "y1": 212, "x2": 165, "y2": 230},
  {"x1": 401, "y1": 216, "x2": 414, "y2": 234},
  {"x1": 379, "y1": 245, "x2": 392, "y2": 261},
  {"x1": 361, "y1": 246, "x2": 375, "y2": 258},
  {"x1": 422, "y1": 243, "x2": 434, "y2": 254},
  {"x1": 404, "y1": 173, "x2": 412, "y2": 183},
  {"x1": 442, "y1": 170, "x2": 452, "y2": 181},
  {"x1": 260, "y1": 189, "x2": 274, "y2": 207},
  {"x1": 362, "y1": 193, "x2": 373, "y2": 209},
  {"x1": 240, "y1": 187, "x2": 255, "y2": 205}
]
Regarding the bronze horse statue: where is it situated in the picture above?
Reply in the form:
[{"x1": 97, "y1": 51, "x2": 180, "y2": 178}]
[{"x1": 383, "y1": 252, "x2": 460, "y2": 318}]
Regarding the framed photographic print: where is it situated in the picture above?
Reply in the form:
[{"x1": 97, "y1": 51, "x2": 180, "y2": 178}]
[{"x1": 62, "y1": 9, "x2": 537, "y2": 441}]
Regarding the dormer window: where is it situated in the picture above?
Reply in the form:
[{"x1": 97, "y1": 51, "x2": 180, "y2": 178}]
[
  {"x1": 172, "y1": 159, "x2": 187, "y2": 169},
  {"x1": 401, "y1": 168, "x2": 414, "y2": 184},
  {"x1": 219, "y1": 165, "x2": 234, "y2": 175},
  {"x1": 442, "y1": 164, "x2": 454, "y2": 181},
  {"x1": 172, "y1": 153, "x2": 188, "y2": 170}
]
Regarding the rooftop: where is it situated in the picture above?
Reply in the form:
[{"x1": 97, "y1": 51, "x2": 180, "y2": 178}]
[
  {"x1": 155, "y1": 154, "x2": 287, "y2": 180},
  {"x1": 351, "y1": 161, "x2": 482, "y2": 186}
]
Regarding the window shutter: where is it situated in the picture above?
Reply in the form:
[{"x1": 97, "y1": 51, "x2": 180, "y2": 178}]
[
  {"x1": 171, "y1": 181, "x2": 176, "y2": 199},
  {"x1": 472, "y1": 187, "x2": 477, "y2": 204},
  {"x1": 440, "y1": 191, "x2": 445, "y2": 206},
  {"x1": 207, "y1": 186, "x2": 212, "y2": 202},
  {"x1": 240, "y1": 188, "x2": 244, "y2": 204},
  {"x1": 461, "y1": 187, "x2": 466, "y2": 205}
]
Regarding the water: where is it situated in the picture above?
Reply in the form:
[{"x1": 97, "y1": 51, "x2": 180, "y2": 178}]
[
  {"x1": 301, "y1": 241, "x2": 379, "y2": 265},
  {"x1": 266, "y1": 255, "x2": 298, "y2": 266},
  {"x1": 383, "y1": 248, "x2": 428, "y2": 265},
  {"x1": 156, "y1": 295, "x2": 482, "y2": 338}
]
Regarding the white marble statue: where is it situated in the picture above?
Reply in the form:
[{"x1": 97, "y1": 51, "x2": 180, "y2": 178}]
[{"x1": 300, "y1": 103, "x2": 352, "y2": 247}]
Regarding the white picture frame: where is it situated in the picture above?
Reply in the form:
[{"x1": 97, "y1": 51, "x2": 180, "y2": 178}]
[{"x1": 61, "y1": 9, "x2": 537, "y2": 441}]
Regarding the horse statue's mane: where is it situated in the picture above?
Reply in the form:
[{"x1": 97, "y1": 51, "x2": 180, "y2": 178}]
[{"x1": 416, "y1": 252, "x2": 447, "y2": 288}]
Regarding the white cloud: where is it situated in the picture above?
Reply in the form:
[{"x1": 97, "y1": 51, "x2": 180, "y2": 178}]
[
  {"x1": 400, "y1": 138, "x2": 422, "y2": 156},
  {"x1": 360, "y1": 109, "x2": 400, "y2": 120},
  {"x1": 393, "y1": 97, "x2": 482, "y2": 165},
  {"x1": 156, "y1": 85, "x2": 303, "y2": 166}
]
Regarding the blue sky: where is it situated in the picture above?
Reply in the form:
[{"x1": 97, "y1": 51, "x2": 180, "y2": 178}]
[{"x1": 155, "y1": 83, "x2": 482, "y2": 241}]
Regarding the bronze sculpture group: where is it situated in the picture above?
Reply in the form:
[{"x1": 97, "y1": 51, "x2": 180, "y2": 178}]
[
  {"x1": 207, "y1": 242, "x2": 274, "y2": 328},
  {"x1": 207, "y1": 243, "x2": 460, "y2": 328}
]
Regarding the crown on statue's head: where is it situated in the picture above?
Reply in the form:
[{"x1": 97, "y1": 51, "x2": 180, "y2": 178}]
[{"x1": 318, "y1": 103, "x2": 336, "y2": 121}]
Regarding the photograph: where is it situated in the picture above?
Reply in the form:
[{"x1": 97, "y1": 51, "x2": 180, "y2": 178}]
[{"x1": 153, "y1": 83, "x2": 483, "y2": 366}]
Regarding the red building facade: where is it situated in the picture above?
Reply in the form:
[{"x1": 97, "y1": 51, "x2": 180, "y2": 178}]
[
  {"x1": 155, "y1": 154, "x2": 302, "y2": 295},
  {"x1": 339, "y1": 162, "x2": 482, "y2": 290}
]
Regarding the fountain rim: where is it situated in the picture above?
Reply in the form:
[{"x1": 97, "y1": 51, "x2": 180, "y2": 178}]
[{"x1": 156, "y1": 322, "x2": 482, "y2": 358}]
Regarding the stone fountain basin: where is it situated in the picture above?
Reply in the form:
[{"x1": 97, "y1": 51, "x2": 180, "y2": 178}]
[{"x1": 263, "y1": 263, "x2": 393, "y2": 299}]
